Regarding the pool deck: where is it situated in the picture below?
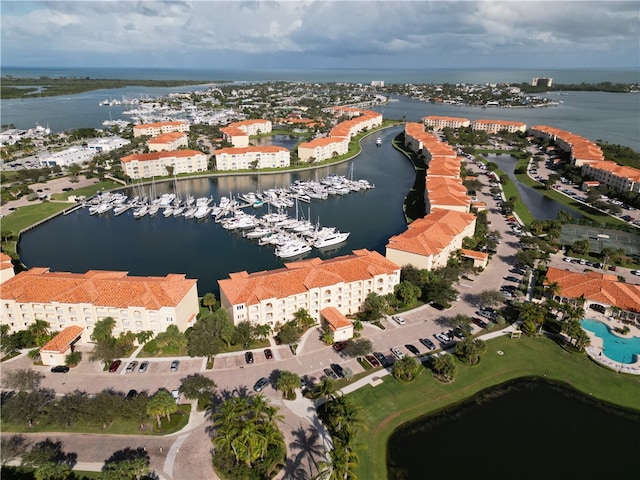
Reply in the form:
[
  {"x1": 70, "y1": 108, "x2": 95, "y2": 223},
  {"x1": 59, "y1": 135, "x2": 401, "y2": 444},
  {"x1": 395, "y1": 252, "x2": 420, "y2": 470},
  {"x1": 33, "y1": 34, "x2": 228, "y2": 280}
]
[{"x1": 583, "y1": 311, "x2": 640, "y2": 375}]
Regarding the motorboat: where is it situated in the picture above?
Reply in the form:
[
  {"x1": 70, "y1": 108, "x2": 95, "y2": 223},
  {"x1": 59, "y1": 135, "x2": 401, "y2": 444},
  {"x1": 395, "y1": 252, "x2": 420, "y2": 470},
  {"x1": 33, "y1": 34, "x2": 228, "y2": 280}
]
[
  {"x1": 276, "y1": 240, "x2": 312, "y2": 258},
  {"x1": 314, "y1": 231, "x2": 350, "y2": 248}
]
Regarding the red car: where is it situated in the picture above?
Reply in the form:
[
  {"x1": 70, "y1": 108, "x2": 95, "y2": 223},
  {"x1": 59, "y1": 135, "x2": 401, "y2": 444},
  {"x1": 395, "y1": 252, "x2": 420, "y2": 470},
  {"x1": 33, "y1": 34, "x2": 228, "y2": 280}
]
[
  {"x1": 264, "y1": 348, "x2": 273, "y2": 360},
  {"x1": 108, "y1": 359, "x2": 121, "y2": 372},
  {"x1": 332, "y1": 341, "x2": 346, "y2": 352}
]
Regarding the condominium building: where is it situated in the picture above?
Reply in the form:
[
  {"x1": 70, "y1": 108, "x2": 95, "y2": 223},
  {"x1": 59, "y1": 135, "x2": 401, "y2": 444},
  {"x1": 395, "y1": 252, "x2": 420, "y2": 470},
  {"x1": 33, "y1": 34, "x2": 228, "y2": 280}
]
[
  {"x1": 121, "y1": 150, "x2": 208, "y2": 179},
  {"x1": 296, "y1": 108, "x2": 382, "y2": 162},
  {"x1": 581, "y1": 161, "x2": 640, "y2": 193},
  {"x1": 528, "y1": 125, "x2": 605, "y2": 166},
  {"x1": 297, "y1": 137, "x2": 349, "y2": 162},
  {"x1": 147, "y1": 132, "x2": 189, "y2": 152},
  {"x1": 133, "y1": 121, "x2": 190, "y2": 138},
  {"x1": 385, "y1": 209, "x2": 477, "y2": 271},
  {"x1": 422, "y1": 116, "x2": 470, "y2": 131},
  {"x1": 214, "y1": 146, "x2": 290, "y2": 171},
  {"x1": 426, "y1": 177, "x2": 471, "y2": 212},
  {"x1": 0, "y1": 269, "x2": 199, "y2": 339},
  {"x1": 471, "y1": 119, "x2": 527, "y2": 134},
  {"x1": 218, "y1": 249, "x2": 401, "y2": 328},
  {"x1": 221, "y1": 119, "x2": 272, "y2": 147}
]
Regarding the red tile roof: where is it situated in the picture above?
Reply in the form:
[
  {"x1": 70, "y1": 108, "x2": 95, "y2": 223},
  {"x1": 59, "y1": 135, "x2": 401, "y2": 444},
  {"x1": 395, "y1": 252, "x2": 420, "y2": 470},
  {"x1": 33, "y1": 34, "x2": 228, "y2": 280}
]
[
  {"x1": 545, "y1": 267, "x2": 640, "y2": 312},
  {"x1": 322, "y1": 307, "x2": 353, "y2": 331},
  {"x1": 219, "y1": 249, "x2": 399, "y2": 306},
  {"x1": 121, "y1": 150, "x2": 204, "y2": 163},
  {"x1": 40, "y1": 325, "x2": 84, "y2": 354},
  {"x1": 134, "y1": 121, "x2": 188, "y2": 130},
  {"x1": 214, "y1": 146, "x2": 288, "y2": 155},
  {"x1": 1, "y1": 269, "x2": 196, "y2": 310},
  {"x1": 0, "y1": 252, "x2": 13, "y2": 271},
  {"x1": 148, "y1": 132, "x2": 187, "y2": 144}
]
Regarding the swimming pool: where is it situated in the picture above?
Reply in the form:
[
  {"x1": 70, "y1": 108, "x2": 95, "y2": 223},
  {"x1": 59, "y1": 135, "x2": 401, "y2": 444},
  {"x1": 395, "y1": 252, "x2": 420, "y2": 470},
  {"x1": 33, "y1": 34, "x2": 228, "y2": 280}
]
[{"x1": 581, "y1": 319, "x2": 640, "y2": 364}]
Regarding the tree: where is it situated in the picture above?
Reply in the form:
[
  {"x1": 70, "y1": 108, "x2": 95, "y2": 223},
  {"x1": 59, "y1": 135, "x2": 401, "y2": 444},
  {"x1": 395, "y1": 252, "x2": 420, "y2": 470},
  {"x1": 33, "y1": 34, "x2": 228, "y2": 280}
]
[
  {"x1": 187, "y1": 310, "x2": 235, "y2": 356},
  {"x1": 276, "y1": 321, "x2": 302, "y2": 346},
  {"x1": 146, "y1": 389, "x2": 178, "y2": 427},
  {"x1": 571, "y1": 239, "x2": 591, "y2": 256},
  {"x1": 477, "y1": 290, "x2": 506, "y2": 308},
  {"x1": 392, "y1": 356, "x2": 421, "y2": 382},
  {"x1": 448, "y1": 314, "x2": 472, "y2": 332},
  {"x1": 394, "y1": 280, "x2": 421, "y2": 308},
  {"x1": 1, "y1": 434, "x2": 31, "y2": 466},
  {"x1": 49, "y1": 390, "x2": 88, "y2": 428},
  {"x1": 34, "y1": 461, "x2": 72, "y2": 480},
  {"x1": 454, "y1": 338, "x2": 486, "y2": 365},
  {"x1": 4, "y1": 368, "x2": 45, "y2": 392},
  {"x1": 312, "y1": 378, "x2": 338, "y2": 402},
  {"x1": 91, "y1": 317, "x2": 116, "y2": 343},
  {"x1": 431, "y1": 354, "x2": 456, "y2": 382},
  {"x1": 1, "y1": 389, "x2": 54, "y2": 427},
  {"x1": 102, "y1": 454, "x2": 150, "y2": 480},
  {"x1": 233, "y1": 321, "x2": 254, "y2": 347},
  {"x1": 65, "y1": 350, "x2": 81, "y2": 367},
  {"x1": 87, "y1": 390, "x2": 123, "y2": 429},
  {"x1": 360, "y1": 292, "x2": 388, "y2": 321},
  {"x1": 179, "y1": 373, "x2": 216, "y2": 403},
  {"x1": 276, "y1": 370, "x2": 301, "y2": 400},
  {"x1": 135, "y1": 330, "x2": 154, "y2": 345},
  {"x1": 293, "y1": 308, "x2": 316, "y2": 328},
  {"x1": 202, "y1": 292, "x2": 218, "y2": 312},
  {"x1": 28, "y1": 319, "x2": 51, "y2": 346},
  {"x1": 154, "y1": 324, "x2": 187, "y2": 354},
  {"x1": 343, "y1": 338, "x2": 373, "y2": 358}
]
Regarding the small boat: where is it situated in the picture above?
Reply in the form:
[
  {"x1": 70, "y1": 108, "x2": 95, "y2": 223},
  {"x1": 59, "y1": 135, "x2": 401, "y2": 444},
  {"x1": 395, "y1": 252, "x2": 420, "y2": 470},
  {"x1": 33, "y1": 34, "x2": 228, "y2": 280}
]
[
  {"x1": 376, "y1": 136, "x2": 382, "y2": 146},
  {"x1": 314, "y1": 231, "x2": 350, "y2": 248},
  {"x1": 276, "y1": 240, "x2": 312, "y2": 259}
]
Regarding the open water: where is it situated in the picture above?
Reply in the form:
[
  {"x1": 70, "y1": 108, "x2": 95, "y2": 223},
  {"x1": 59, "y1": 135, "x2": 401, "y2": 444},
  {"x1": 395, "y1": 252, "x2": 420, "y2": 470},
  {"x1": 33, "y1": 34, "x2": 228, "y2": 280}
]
[{"x1": 387, "y1": 378, "x2": 640, "y2": 479}]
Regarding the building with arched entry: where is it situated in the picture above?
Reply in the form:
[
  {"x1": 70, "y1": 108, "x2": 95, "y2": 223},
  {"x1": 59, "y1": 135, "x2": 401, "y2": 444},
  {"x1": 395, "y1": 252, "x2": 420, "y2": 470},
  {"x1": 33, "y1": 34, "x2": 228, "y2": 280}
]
[{"x1": 544, "y1": 267, "x2": 640, "y2": 323}]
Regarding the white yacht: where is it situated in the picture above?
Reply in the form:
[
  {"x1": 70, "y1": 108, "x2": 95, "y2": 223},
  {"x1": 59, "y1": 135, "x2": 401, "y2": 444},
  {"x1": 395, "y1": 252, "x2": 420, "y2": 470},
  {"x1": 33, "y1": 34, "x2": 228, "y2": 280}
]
[
  {"x1": 314, "y1": 231, "x2": 350, "y2": 248},
  {"x1": 276, "y1": 240, "x2": 312, "y2": 259},
  {"x1": 133, "y1": 205, "x2": 148, "y2": 218}
]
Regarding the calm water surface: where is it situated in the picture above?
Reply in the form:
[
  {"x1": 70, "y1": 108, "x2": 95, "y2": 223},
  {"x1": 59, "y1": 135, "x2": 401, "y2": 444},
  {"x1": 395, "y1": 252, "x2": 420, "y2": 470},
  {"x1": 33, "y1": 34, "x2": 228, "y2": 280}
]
[
  {"x1": 483, "y1": 153, "x2": 580, "y2": 221},
  {"x1": 387, "y1": 379, "x2": 640, "y2": 479},
  {"x1": 19, "y1": 128, "x2": 413, "y2": 295}
]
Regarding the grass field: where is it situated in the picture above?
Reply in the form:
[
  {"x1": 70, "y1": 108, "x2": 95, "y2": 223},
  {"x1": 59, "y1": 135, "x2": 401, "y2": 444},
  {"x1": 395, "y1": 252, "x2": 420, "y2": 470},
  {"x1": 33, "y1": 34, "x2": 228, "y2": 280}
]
[
  {"x1": 1, "y1": 202, "x2": 71, "y2": 236},
  {"x1": 348, "y1": 334, "x2": 640, "y2": 480}
]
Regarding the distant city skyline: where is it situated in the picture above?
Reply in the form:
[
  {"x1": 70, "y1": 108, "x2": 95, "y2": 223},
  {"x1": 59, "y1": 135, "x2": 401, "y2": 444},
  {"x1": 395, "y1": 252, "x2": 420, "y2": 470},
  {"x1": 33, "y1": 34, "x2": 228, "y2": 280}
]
[{"x1": 1, "y1": 1, "x2": 639, "y2": 71}]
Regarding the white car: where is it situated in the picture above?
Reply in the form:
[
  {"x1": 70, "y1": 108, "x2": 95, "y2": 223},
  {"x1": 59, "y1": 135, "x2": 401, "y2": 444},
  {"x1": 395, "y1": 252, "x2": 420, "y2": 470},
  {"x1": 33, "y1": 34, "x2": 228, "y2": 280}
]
[
  {"x1": 392, "y1": 315, "x2": 406, "y2": 325},
  {"x1": 631, "y1": 270, "x2": 640, "y2": 276},
  {"x1": 391, "y1": 347, "x2": 405, "y2": 359}
]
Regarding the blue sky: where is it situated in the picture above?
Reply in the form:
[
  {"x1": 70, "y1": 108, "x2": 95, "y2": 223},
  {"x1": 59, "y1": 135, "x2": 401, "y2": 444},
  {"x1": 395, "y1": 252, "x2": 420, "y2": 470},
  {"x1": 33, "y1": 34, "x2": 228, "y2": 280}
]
[{"x1": 2, "y1": 1, "x2": 639, "y2": 70}]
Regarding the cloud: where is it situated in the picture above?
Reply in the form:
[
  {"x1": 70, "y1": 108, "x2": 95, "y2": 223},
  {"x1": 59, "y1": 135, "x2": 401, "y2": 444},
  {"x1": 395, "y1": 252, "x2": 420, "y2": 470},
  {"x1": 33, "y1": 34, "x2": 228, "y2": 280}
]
[{"x1": 1, "y1": 1, "x2": 638, "y2": 69}]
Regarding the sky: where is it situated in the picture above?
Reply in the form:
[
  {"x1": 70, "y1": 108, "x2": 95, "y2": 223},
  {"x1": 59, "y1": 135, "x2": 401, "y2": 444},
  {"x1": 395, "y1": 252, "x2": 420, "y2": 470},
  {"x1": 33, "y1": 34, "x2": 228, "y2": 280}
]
[{"x1": 1, "y1": 0, "x2": 639, "y2": 71}]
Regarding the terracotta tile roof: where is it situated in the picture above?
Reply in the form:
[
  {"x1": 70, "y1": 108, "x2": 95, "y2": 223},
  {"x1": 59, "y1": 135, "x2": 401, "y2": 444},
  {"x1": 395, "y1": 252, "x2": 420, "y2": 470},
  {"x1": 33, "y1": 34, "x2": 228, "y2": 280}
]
[
  {"x1": 220, "y1": 126, "x2": 247, "y2": 137},
  {"x1": 386, "y1": 210, "x2": 476, "y2": 256},
  {"x1": 299, "y1": 137, "x2": 347, "y2": 148},
  {"x1": 231, "y1": 119, "x2": 270, "y2": 127},
  {"x1": 321, "y1": 307, "x2": 353, "y2": 331},
  {"x1": 40, "y1": 325, "x2": 84, "y2": 354},
  {"x1": 0, "y1": 252, "x2": 13, "y2": 271},
  {"x1": 219, "y1": 249, "x2": 400, "y2": 306},
  {"x1": 584, "y1": 161, "x2": 640, "y2": 182},
  {"x1": 530, "y1": 126, "x2": 604, "y2": 162},
  {"x1": 121, "y1": 150, "x2": 204, "y2": 163},
  {"x1": 459, "y1": 249, "x2": 488, "y2": 261},
  {"x1": 545, "y1": 267, "x2": 640, "y2": 312},
  {"x1": 214, "y1": 146, "x2": 288, "y2": 155},
  {"x1": 473, "y1": 119, "x2": 526, "y2": 127},
  {"x1": 148, "y1": 132, "x2": 187, "y2": 144},
  {"x1": 1, "y1": 269, "x2": 197, "y2": 310}
]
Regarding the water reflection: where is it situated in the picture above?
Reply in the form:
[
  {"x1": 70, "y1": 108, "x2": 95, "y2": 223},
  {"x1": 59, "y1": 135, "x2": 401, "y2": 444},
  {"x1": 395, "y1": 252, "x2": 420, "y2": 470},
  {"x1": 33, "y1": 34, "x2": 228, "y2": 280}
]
[{"x1": 483, "y1": 153, "x2": 580, "y2": 221}]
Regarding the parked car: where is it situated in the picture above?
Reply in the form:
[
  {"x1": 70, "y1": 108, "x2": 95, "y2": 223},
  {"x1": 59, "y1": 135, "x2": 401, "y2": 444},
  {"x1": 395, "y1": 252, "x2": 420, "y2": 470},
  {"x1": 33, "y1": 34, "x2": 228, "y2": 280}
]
[
  {"x1": 126, "y1": 389, "x2": 138, "y2": 399},
  {"x1": 404, "y1": 344, "x2": 420, "y2": 355},
  {"x1": 472, "y1": 317, "x2": 489, "y2": 328},
  {"x1": 365, "y1": 354, "x2": 381, "y2": 367},
  {"x1": 391, "y1": 347, "x2": 405, "y2": 359},
  {"x1": 245, "y1": 351, "x2": 254, "y2": 364},
  {"x1": 171, "y1": 389, "x2": 180, "y2": 401},
  {"x1": 108, "y1": 360, "x2": 122, "y2": 373},
  {"x1": 264, "y1": 348, "x2": 273, "y2": 359},
  {"x1": 434, "y1": 333, "x2": 452, "y2": 344},
  {"x1": 253, "y1": 377, "x2": 269, "y2": 392},
  {"x1": 125, "y1": 361, "x2": 138, "y2": 372},
  {"x1": 170, "y1": 360, "x2": 179, "y2": 371},
  {"x1": 373, "y1": 351, "x2": 390, "y2": 367},
  {"x1": 391, "y1": 315, "x2": 406, "y2": 325},
  {"x1": 504, "y1": 276, "x2": 520, "y2": 282},
  {"x1": 419, "y1": 338, "x2": 436, "y2": 350},
  {"x1": 323, "y1": 368, "x2": 338, "y2": 380},
  {"x1": 332, "y1": 341, "x2": 346, "y2": 352},
  {"x1": 331, "y1": 363, "x2": 345, "y2": 378},
  {"x1": 138, "y1": 361, "x2": 149, "y2": 373},
  {"x1": 51, "y1": 365, "x2": 69, "y2": 373}
]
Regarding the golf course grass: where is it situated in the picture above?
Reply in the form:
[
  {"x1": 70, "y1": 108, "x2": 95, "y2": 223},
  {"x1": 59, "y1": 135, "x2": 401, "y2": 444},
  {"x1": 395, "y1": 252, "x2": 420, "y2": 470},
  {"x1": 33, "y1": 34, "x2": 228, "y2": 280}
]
[{"x1": 348, "y1": 334, "x2": 640, "y2": 480}]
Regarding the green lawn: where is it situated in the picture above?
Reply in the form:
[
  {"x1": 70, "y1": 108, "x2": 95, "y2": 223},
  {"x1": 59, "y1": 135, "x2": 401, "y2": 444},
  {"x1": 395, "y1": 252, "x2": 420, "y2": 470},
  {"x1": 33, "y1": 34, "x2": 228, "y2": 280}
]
[
  {"x1": 348, "y1": 334, "x2": 640, "y2": 480},
  {"x1": 2, "y1": 404, "x2": 191, "y2": 436},
  {"x1": 49, "y1": 180, "x2": 122, "y2": 201},
  {"x1": 1, "y1": 202, "x2": 70, "y2": 236}
]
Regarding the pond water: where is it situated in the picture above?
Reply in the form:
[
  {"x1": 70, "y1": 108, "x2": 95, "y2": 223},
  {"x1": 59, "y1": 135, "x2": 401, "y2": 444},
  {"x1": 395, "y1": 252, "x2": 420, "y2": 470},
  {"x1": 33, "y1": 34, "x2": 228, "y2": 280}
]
[
  {"x1": 483, "y1": 153, "x2": 581, "y2": 221},
  {"x1": 387, "y1": 378, "x2": 640, "y2": 479}
]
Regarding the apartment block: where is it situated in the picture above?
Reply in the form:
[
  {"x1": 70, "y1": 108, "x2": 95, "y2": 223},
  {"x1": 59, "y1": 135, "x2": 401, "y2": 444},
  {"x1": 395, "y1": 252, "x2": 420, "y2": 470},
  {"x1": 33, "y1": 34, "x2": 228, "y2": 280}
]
[
  {"x1": 121, "y1": 150, "x2": 208, "y2": 179},
  {"x1": 214, "y1": 146, "x2": 290, "y2": 171},
  {"x1": 133, "y1": 121, "x2": 190, "y2": 138}
]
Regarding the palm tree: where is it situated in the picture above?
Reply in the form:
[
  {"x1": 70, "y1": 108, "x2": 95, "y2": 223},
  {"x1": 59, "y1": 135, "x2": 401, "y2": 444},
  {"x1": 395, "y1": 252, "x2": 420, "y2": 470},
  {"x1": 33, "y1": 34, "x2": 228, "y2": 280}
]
[
  {"x1": 202, "y1": 292, "x2": 218, "y2": 313},
  {"x1": 392, "y1": 356, "x2": 420, "y2": 382},
  {"x1": 276, "y1": 370, "x2": 301, "y2": 400},
  {"x1": 317, "y1": 438, "x2": 359, "y2": 480},
  {"x1": 312, "y1": 378, "x2": 337, "y2": 402},
  {"x1": 146, "y1": 389, "x2": 178, "y2": 427}
]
